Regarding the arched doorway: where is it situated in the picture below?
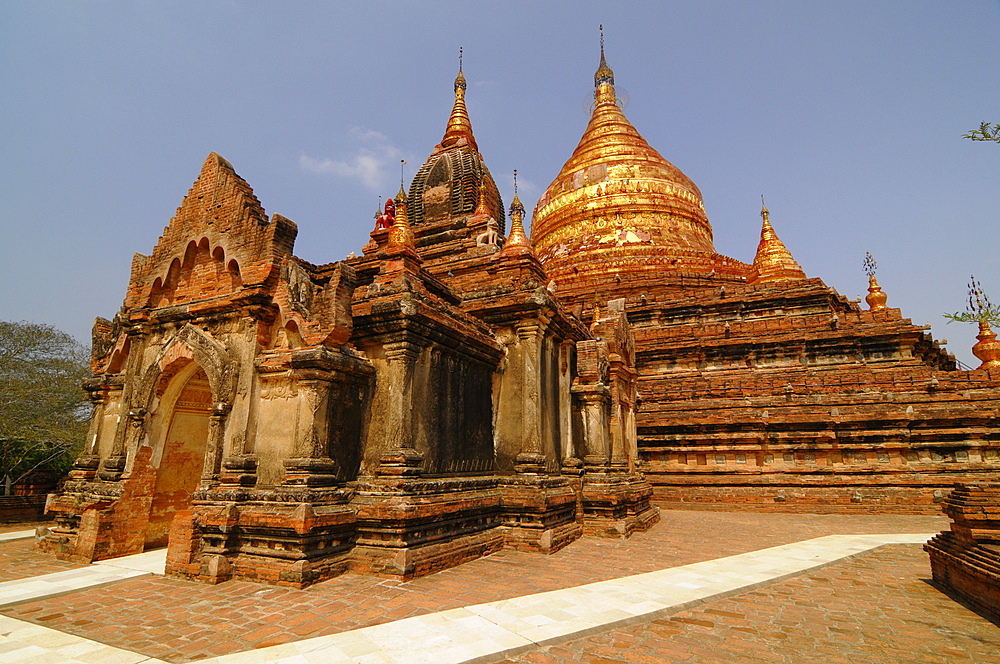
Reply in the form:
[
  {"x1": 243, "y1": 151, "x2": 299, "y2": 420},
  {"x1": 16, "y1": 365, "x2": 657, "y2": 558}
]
[{"x1": 145, "y1": 367, "x2": 212, "y2": 548}]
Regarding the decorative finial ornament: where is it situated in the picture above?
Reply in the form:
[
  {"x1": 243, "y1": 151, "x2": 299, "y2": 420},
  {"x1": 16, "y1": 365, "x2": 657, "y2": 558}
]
[
  {"x1": 472, "y1": 180, "x2": 491, "y2": 218},
  {"x1": 594, "y1": 25, "x2": 615, "y2": 92},
  {"x1": 590, "y1": 302, "x2": 602, "y2": 333},
  {"x1": 500, "y1": 169, "x2": 531, "y2": 255},
  {"x1": 864, "y1": 252, "x2": 888, "y2": 311},
  {"x1": 388, "y1": 188, "x2": 415, "y2": 250},
  {"x1": 761, "y1": 195, "x2": 769, "y2": 223},
  {"x1": 863, "y1": 251, "x2": 877, "y2": 278},
  {"x1": 437, "y1": 49, "x2": 477, "y2": 152},
  {"x1": 944, "y1": 276, "x2": 1000, "y2": 369},
  {"x1": 511, "y1": 169, "x2": 524, "y2": 216},
  {"x1": 456, "y1": 47, "x2": 466, "y2": 92}
]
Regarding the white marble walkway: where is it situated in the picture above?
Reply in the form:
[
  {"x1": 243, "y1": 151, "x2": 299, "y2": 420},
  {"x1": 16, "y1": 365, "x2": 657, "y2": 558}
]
[{"x1": 0, "y1": 533, "x2": 933, "y2": 664}]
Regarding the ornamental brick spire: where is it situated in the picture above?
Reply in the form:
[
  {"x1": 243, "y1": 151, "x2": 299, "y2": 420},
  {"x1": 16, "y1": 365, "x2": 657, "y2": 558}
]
[
  {"x1": 434, "y1": 47, "x2": 478, "y2": 154},
  {"x1": 750, "y1": 198, "x2": 806, "y2": 284}
]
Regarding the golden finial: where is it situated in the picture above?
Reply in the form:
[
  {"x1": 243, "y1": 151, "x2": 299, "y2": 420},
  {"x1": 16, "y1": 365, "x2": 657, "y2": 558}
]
[
  {"x1": 594, "y1": 25, "x2": 616, "y2": 105},
  {"x1": 590, "y1": 302, "x2": 602, "y2": 333},
  {"x1": 864, "y1": 252, "x2": 888, "y2": 311},
  {"x1": 511, "y1": 169, "x2": 524, "y2": 216},
  {"x1": 456, "y1": 47, "x2": 466, "y2": 92},
  {"x1": 501, "y1": 169, "x2": 531, "y2": 255},
  {"x1": 750, "y1": 199, "x2": 806, "y2": 284},
  {"x1": 472, "y1": 179, "x2": 490, "y2": 217},
  {"x1": 388, "y1": 187, "x2": 415, "y2": 249},
  {"x1": 437, "y1": 48, "x2": 476, "y2": 152}
]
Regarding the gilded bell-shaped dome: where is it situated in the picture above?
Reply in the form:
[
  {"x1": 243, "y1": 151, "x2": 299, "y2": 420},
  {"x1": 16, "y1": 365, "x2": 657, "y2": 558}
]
[{"x1": 531, "y1": 40, "x2": 748, "y2": 299}]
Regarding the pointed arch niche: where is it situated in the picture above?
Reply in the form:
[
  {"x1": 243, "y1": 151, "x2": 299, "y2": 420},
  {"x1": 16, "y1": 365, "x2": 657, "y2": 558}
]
[{"x1": 144, "y1": 362, "x2": 212, "y2": 548}]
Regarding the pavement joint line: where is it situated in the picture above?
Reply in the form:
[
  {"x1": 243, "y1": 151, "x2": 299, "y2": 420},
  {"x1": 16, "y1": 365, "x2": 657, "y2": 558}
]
[
  {"x1": 0, "y1": 532, "x2": 937, "y2": 664},
  {"x1": 0, "y1": 531, "x2": 34, "y2": 544}
]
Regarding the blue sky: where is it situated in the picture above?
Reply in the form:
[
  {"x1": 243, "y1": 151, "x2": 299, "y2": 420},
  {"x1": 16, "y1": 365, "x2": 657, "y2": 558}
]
[{"x1": 2, "y1": 1, "x2": 998, "y2": 365}]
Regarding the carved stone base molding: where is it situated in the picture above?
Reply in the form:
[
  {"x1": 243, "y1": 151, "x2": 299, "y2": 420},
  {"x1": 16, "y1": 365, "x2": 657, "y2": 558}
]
[
  {"x1": 166, "y1": 491, "x2": 357, "y2": 588},
  {"x1": 497, "y1": 475, "x2": 581, "y2": 553},
  {"x1": 580, "y1": 471, "x2": 659, "y2": 538},
  {"x1": 350, "y1": 475, "x2": 503, "y2": 579}
]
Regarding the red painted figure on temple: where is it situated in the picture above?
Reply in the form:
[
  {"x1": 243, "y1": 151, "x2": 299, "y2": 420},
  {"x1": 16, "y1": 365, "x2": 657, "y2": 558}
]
[{"x1": 375, "y1": 198, "x2": 395, "y2": 230}]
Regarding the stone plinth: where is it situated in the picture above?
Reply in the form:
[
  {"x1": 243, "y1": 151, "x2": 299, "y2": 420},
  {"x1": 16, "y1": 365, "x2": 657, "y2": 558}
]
[
  {"x1": 925, "y1": 482, "x2": 1000, "y2": 622},
  {"x1": 497, "y1": 474, "x2": 581, "y2": 553},
  {"x1": 350, "y1": 475, "x2": 504, "y2": 579},
  {"x1": 165, "y1": 488, "x2": 358, "y2": 588}
]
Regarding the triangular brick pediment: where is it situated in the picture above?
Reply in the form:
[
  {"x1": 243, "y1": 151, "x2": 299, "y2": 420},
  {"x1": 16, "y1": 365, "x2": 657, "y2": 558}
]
[{"x1": 124, "y1": 153, "x2": 298, "y2": 311}]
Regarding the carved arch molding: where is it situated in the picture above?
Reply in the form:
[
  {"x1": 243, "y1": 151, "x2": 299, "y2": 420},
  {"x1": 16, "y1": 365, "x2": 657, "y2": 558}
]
[{"x1": 135, "y1": 324, "x2": 238, "y2": 413}]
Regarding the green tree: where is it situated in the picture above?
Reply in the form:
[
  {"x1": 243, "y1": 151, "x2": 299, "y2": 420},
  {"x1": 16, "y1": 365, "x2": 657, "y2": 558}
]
[
  {"x1": 963, "y1": 122, "x2": 1000, "y2": 143},
  {"x1": 0, "y1": 321, "x2": 90, "y2": 495}
]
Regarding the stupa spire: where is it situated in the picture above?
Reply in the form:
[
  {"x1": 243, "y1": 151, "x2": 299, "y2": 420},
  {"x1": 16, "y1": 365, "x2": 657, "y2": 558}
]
[
  {"x1": 436, "y1": 47, "x2": 478, "y2": 153},
  {"x1": 594, "y1": 25, "x2": 617, "y2": 105},
  {"x1": 472, "y1": 179, "x2": 491, "y2": 218},
  {"x1": 388, "y1": 186, "x2": 415, "y2": 250},
  {"x1": 501, "y1": 169, "x2": 532, "y2": 255},
  {"x1": 750, "y1": 197, "x2": 806, "y2": 284}
]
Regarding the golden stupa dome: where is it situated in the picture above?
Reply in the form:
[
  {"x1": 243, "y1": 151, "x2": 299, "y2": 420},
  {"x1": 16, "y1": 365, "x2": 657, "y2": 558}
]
[{"x1": 531, "y1": 37, "x2": 748, "y2": 297}]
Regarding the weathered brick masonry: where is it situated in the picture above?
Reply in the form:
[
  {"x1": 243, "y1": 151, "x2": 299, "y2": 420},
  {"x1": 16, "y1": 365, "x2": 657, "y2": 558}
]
[{"x1": 39, "y1": 48, "x2": 1000, "y2": 593}]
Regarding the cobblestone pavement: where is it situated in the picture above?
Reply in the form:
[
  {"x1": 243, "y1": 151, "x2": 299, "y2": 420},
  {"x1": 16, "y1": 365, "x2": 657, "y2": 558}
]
[
  {"x1": 500, "y1": 545, "x2": 1000, "y2": 664},
  {"x1": 0, "y1": 510, "x2": 978, "y2": 663}
]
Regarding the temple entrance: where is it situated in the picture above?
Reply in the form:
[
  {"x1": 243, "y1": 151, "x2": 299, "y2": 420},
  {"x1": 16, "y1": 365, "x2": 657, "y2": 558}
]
[{"x1": 145, "y1": 367, "x2": 211, "y2": 548}]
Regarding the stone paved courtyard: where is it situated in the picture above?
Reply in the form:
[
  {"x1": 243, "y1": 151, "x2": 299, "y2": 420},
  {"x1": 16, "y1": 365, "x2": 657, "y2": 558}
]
[{"x1": 1, "y1": 509, "x2": 997, "y2": 663}]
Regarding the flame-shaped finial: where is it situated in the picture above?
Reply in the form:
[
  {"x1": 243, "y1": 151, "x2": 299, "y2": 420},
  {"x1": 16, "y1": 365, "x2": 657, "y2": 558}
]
[
  {"x1": 590, "y1": 302, "x2": 602, "y2": 333},
  {"x1": 863, "y1": 251, "x2": 877, "y2": 278}
]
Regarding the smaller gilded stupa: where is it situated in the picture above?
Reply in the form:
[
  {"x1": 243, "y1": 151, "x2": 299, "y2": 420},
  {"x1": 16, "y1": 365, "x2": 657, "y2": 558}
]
[
  {"x1": 500, "y1": 170, "x2": 532, "y2": 257},
  {"x1": 749, "y1": 198, "x2": 806, "y2": 284}
]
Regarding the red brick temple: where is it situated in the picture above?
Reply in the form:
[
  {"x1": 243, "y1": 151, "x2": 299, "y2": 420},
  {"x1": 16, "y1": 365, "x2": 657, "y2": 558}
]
[{"x1": 39, "y1": 45, "x2": 1000, "y2": 602}]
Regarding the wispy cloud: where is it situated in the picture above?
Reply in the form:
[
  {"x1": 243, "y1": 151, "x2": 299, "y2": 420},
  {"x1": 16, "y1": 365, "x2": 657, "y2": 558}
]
[{"x1": 300, "y1": 127, "x2": 403, "y2": 192}]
